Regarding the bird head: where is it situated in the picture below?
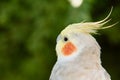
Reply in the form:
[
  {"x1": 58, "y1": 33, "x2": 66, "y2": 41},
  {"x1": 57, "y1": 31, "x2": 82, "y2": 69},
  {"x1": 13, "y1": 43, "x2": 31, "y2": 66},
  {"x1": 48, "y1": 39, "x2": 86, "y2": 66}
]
[{"x1": 56, "y1": 11, "x2": 116, "y2": 61}]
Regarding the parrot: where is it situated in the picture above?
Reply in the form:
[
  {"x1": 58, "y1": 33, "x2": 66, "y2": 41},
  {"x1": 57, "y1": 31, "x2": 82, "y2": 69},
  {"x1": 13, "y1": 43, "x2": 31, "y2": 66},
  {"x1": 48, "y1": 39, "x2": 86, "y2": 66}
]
[{"x1": 49, "y1": 9, "x2": 116, "y2": 80}]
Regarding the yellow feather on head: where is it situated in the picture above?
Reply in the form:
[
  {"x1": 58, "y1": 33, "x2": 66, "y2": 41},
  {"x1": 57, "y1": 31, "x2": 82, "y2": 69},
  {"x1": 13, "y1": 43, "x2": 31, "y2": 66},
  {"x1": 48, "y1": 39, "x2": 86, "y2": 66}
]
[{"x1": 62, "y1": 7, "x2": 118, "y2": 35}]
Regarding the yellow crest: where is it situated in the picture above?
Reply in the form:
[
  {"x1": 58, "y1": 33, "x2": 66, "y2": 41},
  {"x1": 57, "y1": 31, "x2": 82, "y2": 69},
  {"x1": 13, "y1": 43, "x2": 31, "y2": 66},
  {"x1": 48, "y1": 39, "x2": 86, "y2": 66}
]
[{"x1": 62, "y1": 7, "x2": 118, "y2": 35}]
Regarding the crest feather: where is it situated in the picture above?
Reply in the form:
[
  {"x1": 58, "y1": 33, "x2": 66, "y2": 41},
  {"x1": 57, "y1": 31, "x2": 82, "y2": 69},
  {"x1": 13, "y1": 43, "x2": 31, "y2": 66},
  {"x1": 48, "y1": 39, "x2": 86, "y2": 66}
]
[{"x1": 63, "y1": 7, "x2": 118, "y2": 34}]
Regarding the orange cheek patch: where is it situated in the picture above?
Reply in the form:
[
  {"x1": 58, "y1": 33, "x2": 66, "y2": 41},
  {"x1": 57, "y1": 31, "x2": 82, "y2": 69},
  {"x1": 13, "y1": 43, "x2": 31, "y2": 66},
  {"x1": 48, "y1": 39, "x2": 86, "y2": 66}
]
[{"x1": 62, "y1": 42, "x2": 76, "y2": 56}]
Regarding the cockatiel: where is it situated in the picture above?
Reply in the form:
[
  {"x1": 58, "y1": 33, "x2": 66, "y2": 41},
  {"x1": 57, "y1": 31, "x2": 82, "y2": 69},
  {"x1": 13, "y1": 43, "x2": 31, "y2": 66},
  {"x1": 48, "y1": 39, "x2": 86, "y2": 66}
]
[{"x1": 50, "y1": 10, "x2": 116, "y2": 80}]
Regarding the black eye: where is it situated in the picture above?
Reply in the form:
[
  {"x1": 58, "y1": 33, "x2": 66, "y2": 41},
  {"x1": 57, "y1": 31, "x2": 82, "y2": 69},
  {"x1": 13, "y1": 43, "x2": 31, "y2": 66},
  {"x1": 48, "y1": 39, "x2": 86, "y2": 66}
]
[{"x1": 64, "y1": 37, "x2": 68, "y2": 41}]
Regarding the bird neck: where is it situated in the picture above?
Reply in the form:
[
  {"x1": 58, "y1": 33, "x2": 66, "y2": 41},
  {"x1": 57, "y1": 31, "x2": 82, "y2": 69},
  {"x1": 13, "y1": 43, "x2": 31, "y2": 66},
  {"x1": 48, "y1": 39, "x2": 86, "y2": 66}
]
[{"x1": 75, "y1": 46, "x2": 102, "y2": 69}]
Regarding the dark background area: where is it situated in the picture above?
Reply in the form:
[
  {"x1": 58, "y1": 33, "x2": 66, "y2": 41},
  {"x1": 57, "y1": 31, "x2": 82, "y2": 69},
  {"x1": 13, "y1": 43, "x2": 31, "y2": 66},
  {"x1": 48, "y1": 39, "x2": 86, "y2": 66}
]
[{"x1": 0, "y1": 0, "x2": 120, "y2": 80}]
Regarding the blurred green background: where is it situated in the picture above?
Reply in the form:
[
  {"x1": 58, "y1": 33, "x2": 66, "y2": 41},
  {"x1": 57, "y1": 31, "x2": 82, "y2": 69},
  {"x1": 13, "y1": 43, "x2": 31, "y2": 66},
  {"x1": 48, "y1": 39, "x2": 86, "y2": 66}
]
[{"x1": 0, "y1": 0, "x2": 120, "y2": 80}]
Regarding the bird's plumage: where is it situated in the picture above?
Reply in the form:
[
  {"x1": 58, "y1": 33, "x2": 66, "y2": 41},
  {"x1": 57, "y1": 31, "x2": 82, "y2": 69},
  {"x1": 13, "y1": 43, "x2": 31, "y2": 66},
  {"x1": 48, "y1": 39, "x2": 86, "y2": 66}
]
[
  {"x1": 50, "y1": 43, "x2": 110, "y2": 80},
  {"x1": 49, "y1": 9, "x2": 114, "y2": 80}
]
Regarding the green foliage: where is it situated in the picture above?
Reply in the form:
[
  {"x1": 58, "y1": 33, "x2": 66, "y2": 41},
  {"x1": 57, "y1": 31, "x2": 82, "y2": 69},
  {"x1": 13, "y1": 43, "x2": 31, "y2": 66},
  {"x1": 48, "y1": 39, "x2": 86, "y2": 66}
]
[{"x1": 0, "y1": 0, "x2": 120, "y2": 80}]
